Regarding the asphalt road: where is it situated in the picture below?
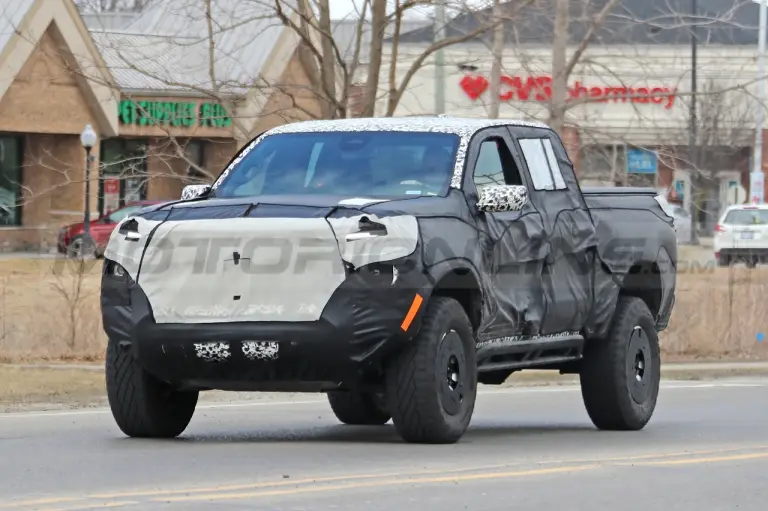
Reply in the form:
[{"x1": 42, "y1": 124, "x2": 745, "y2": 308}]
[{"x1": 1, "y1": 379, "x2": 767, "y2": 510}]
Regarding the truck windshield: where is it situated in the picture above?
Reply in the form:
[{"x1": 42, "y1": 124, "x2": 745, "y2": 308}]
[{"x1": 212, "y1": 131, "x2": 460, "y2": 198}]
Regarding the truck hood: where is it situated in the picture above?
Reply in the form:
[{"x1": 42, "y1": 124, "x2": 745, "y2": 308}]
[{"x1": 104, "y1": 196, "x2": 419, "y2": 324}]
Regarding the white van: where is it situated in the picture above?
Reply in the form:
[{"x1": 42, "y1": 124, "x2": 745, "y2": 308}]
[{"x1": 714, "y1": 203, "x2": 768, "y2": 267}]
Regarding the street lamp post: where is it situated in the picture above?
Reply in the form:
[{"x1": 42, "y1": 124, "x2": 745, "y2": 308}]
[
  {"x1": 689, "y1": 0, "x2": 699, "y2": 245},
  {"x1": 80, "y1": 124, "x2": 97, "y2": 258},
  {"x1": 752, "y1": 0, "x2": 767, "y2": 204}
]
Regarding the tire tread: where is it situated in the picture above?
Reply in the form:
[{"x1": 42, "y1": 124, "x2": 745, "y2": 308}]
[
  {"x1": 106, "y1": 339, "x2": 198, "y2": 438},
  {"x1": 580, "y1": 296, "x2": 660, "y2": 431},
  {"x1": 385, "y1": 296, "x2": 477, "y2": 444}
]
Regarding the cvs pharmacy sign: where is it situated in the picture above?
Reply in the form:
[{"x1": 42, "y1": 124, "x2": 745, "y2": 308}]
[{"x1": 460, "y1": 74, "x2": 677, "y2": 110}]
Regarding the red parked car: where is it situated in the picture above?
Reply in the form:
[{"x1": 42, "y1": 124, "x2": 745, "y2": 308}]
[{"x1": 57, "y1": 201, "x2": 162, "y2": 257}]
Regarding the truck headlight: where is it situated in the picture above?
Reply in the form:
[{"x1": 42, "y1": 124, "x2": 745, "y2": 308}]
[{"x1": 104, "y1": 260, "x2": 127, "y2": 279}]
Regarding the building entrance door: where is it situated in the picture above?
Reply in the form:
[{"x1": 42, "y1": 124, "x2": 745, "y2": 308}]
[
  {"x1": 98, "y1": 139, "x2": 148, "y2": 216},
  {"x1": 718, "y1": 171, "x2": 746, "y2": 217}
]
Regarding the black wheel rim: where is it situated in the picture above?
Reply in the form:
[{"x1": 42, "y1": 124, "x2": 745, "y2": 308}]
[
  {"x1": 626, "y1": 326, "x2": 653, "y2": 404},
  {"x1": 436, "y1": 329, "x2": 466, "y2": 416}
]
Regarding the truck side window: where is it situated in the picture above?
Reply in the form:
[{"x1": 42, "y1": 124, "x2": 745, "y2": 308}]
[
  {"x1": 518, "y1": 138, "x2": 567, "y2": 191},
  {"x1": 473, "y1": 138, "x2": 523, "y2": 191}
]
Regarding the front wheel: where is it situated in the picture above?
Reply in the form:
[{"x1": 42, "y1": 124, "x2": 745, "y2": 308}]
[
  {"x1": 384, "y1": 296, "x2": 477, "y2": 444},
  {"x1": 105, "y1": 338, "x2": 198, "y2": 438},
  {"x1": 579, "y1": 296, "x2": 661, "y2": 431}
]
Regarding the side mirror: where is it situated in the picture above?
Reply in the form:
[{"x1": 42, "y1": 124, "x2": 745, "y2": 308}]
[
  {"x1": 181, "y1": 184, "x2": 211, "y2": 201},
  {"x1": 476, "y1": 185, "x2": 528, "y2": 213}
]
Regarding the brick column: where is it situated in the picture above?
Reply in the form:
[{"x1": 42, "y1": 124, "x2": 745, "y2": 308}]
[
  {"x1": 347, "y1": 84, "x2": 367, "y2": 118},
  {"x1": 759, "y1": 129, "x2": 768, "y2": 202}
]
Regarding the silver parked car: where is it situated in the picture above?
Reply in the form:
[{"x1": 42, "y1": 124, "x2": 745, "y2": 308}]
[{"x1": 656, "y1": 196, "x2": 692, "y2": 244}]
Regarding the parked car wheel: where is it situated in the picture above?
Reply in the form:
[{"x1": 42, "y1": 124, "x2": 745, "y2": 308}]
[{"x1": 66, "y1": 235, "x2": 99, "y2": 259}]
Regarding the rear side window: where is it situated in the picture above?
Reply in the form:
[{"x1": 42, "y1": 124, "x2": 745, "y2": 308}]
[
  {"x1": 723, "y1": 209, "x2": 768, "y2": 225},
  {"x1": 518, "y1": 138, "x2": 567, "y2": 191}
]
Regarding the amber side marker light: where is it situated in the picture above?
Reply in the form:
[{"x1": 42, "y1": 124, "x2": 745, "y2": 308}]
[{"x1": 400, "y1": 294, "x2": 424, "y2": 331}]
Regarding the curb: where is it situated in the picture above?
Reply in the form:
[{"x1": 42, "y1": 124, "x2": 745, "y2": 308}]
[
  {"x1": 503, "y1": 363, "x2": 768, "y2": 385},
  {"x1": 6, "y1": 362, "x2": 768, "y2": 379}
]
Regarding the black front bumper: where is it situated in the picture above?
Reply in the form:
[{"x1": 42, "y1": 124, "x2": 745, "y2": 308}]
[{"x1": 100, "y1": 260, "x2": 431, "y2": 390}]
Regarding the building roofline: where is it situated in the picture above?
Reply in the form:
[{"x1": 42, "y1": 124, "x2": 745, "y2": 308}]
[
  {"x1": 118, "y1": 87, "x2": 245, "y2": 99},
  {"x1": 0, "y1": 0, "x2": 120, "y2": 136},
  {"x1": 88, "y1": 28, "x2": 198, "y2": 40}
]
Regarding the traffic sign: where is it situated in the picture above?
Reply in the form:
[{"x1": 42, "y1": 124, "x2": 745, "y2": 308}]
[{"x1": 626, "y1": 148, "x2": 657, "y2": 174}]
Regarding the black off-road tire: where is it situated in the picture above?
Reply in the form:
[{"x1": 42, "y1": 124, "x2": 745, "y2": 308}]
[
  {"x1": 105, "y1": 338, "x2": 198, "y2": 438},
  {"x1": 384, "y1": 296, "x2": 478, "y2": 444},
  {"x1": 580, "y1": 296, "x2": 661, "y2": 431},
  {"x1": 327, "y1": 391, "x2": 391, "y2": 425}
]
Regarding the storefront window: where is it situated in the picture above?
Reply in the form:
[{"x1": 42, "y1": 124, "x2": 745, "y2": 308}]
[
  {"x1": 98, "y1": 138, "x2": 148, "y2": 216},
  {"x1": 0, "y1": 137, "x2": 22, "y2": 226},
  {"x1": 185, "y1": 140, "x2": 207, "y2": 183}
]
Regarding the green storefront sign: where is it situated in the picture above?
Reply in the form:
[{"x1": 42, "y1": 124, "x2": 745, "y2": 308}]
[{"x1": 118, "y1": 99, "x2": 232, "y2": 128}]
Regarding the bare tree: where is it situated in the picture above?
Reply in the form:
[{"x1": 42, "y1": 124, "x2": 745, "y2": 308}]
[{"x1": 270, "y1": 0, "x2": 536, "y2": 119}]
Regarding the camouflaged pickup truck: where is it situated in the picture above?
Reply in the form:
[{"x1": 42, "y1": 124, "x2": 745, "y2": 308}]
[{"x1": 101, "y1": 116, "x2": 677, "y2": 444}]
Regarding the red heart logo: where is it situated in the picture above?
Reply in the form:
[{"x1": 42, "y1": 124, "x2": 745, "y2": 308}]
[{"x1": 460, "y1": 75, "x2": 488, "y2": 100}]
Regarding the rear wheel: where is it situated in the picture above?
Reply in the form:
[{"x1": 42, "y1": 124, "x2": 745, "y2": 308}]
[
  {"x1": 384, "y1": 296, "x2": 477, "y2": 444},
  {"x1": 106, "y1": 338, "x2": 198, "y2": 438},
  {"x1": 580, "y1": 296, "x2": 661, "y2": 431},
  {"x1": 327, "y1": 391, "x2": 390, "y2": 425}
]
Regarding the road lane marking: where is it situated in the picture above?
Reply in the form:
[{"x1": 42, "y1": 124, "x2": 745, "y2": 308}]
[
  {"x1": 88, "y1": 444, "x2": 768, "y2": 500},
  {"x1": 39, "y1": 503, "x2": 138, "y2": 511},
  {"x1": 618, "y1": 451, "x2": 768, "y2": 466},
  {"x1": 9, "y1": 445, "x2": 768, "y2": 506},
  {"x1": 539, "y1": 444, "x2": 768, "y2": 464},
  {"x1": 0, "y1": 498, "x2": 86, "y2": 509},
  {"x1": 89, "y1": 462, "x2": 539, "y2": 499},
  {"x1": 3, "y1": 380, "x2": 763, "y2": 420},
  {"x1": 151, "y1": 465, "x2": 600, "y2": 503}
]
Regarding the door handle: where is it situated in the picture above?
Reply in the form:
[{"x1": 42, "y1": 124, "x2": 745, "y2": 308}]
[{"x1": 345, "y1": 231, "x2": 383, "y2": 242}]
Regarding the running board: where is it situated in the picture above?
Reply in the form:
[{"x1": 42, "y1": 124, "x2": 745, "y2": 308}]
[{"x1": 475, "y1": 333, "x2": 584, "y2": 373}]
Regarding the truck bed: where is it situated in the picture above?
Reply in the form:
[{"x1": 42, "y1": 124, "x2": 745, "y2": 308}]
[{"x1": 580, "y1": 186, "x2": 659, "y2": 196}]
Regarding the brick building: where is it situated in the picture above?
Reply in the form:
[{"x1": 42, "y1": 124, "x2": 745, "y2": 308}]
[{"x1": 0, "y1": 0, "x2": 319, "y2": 252}]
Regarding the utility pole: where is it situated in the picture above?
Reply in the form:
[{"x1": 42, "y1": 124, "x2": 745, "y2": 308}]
[
  {"x1": 752, "y1": 0, "x2": 767, "y2": 205},
  {"x1": 434, "y1": 0, "x2": 446, "y2": 114},
  {"x1": 488, "y1": 0, "x2": 504, "y2": 118},
  {"x1": 689, "y1": 0, "x2": 699, "y2": 245}
]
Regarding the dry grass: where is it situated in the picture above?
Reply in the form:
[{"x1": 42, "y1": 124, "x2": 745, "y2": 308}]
[
  {"x1": 663, "y1": 264, "x2": 768, "y2": 360},
  {"x1": 0, "y1": 258, "x2": 104, "y2": 362},
  {"x1": 0, "y1": 255, "x2": 766, "y2": 363},
  {"x1": 0, "y1": 365, "x2": 106, "y2": 410}
]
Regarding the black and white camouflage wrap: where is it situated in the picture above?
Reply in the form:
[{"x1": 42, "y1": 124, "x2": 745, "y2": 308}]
[
  {"x1": 212, "y1": 117, "x2": 549, "y2": 191},
  {"x1": 181, "y1": 184, "x2": 212, "y2": 201},
  {"x1": 193, "y1": 341, "x2": 231, "y2": 362},
  {"x1": 476, "y1": 185, "x2": 528, "y2": 213},
  {"x1": 242, "y1": 341, "x2": 280, "y2": 361}
]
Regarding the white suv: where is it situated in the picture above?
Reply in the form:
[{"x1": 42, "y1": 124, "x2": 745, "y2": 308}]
[{"x1": 714, "y1": 204, "x2": 768, "y2": 267}]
